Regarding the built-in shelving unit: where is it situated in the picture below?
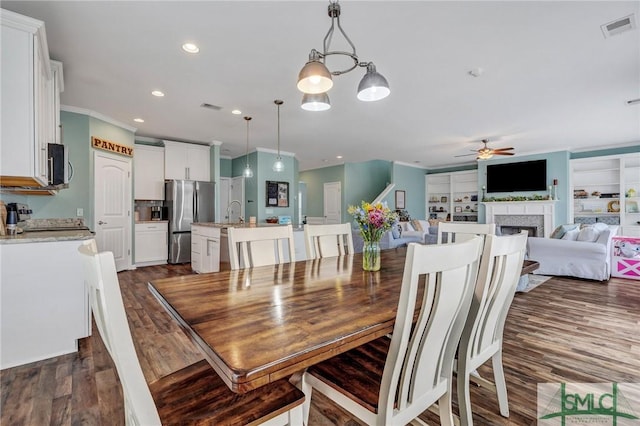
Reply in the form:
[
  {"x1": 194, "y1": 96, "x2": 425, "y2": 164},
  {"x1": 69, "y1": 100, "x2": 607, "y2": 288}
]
[
  {"x1": 570, "y1": 153, "x2": 640, "y2": 236},
  {"x1": 426, "y1": 170, "x2": 478, "y2": 222}
]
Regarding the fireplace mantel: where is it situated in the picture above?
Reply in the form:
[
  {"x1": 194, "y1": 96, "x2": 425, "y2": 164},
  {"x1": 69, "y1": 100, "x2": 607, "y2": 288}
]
[{"x1": 483, "y1": 200, "x2": 556, "y2": 238}]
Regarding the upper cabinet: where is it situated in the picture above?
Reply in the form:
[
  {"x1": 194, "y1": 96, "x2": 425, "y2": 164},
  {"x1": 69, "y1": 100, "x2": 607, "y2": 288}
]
[
  {"x1": 426, "y1": 170, "x2": 478, "y2": 222},
  {"x1": 134, "y1": 145, "x2": 165, "y2": 200},
  {"x1": 0, "y1": 9, "x2": 63, "y2": 190},
  {"x1": 163, "y1": 140, "x2": 210, "y2": 182},
  {"x1": 571, "y1": 153, "x2": 639, "y2": 236}
]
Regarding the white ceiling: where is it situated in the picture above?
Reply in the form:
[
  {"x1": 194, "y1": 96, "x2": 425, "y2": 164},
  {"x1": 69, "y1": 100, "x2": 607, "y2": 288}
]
[{"x1": 3, "y1": 1, "x2": 639, "y2": 171}]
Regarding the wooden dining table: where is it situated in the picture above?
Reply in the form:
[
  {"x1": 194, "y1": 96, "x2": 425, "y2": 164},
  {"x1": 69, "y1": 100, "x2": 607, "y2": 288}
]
[{"x1": 149, "y1": 247, "x2": 539, "y2": 394}]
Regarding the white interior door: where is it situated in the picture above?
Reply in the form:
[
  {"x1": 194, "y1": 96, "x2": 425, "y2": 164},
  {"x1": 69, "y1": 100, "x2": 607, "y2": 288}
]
[
  {"x1": 94, "y1": 151, "x2": 132, "y2": 271},
  {"x1": 220, "y1": 177, "x2": 230, "y2": 222},
  {"x1": 323, "y1": 181, "x2": 342, "y2": 224}
]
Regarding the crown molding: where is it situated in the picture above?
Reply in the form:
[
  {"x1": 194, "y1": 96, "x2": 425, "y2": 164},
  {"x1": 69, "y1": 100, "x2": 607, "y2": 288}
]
[
  {"x1": 255, "y1": 147, "x2": 296, "y2": 157},
  {"x1": 61, "y1": 105, "x2": 137, "y2": 132},
  {"x1": 393, "y1": 160, "x2": 428, "y2": 170}
]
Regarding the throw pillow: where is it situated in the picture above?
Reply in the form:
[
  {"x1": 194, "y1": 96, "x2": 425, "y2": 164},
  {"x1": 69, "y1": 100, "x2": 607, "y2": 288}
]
[
  {"x1": 550, "y1": 223, "x2": 580, "y2": 239},
  {"x1": 428, "y1": 218, "x2": 442, "y2": 227},
  {"x1": 391, "y1": 223, "x2": 401, "y2": 239},
  {"x1": 577, "y1": 226, "x2": 600, "y2": 242},
  {"x1": 410, "y1": 219, "x2": 423, "y2": 232},
  {"x1": 561, "y1": 228, "x2": 580, "y2": 241}
]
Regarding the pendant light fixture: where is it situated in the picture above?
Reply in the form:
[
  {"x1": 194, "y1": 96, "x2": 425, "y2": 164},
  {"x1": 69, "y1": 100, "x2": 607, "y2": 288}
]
[
  {"x1": 273, "y1": 100, "x2": 285, "y2": 172},
  {"x1": 242, "y1": 116, "x2": 253, "y2": 178},
  {"x1": 297, "y1": 0, "x2": 390, "y2": 110},
  {"x1": 301, "y1": 92, "x2": 331, "y2": 111}
]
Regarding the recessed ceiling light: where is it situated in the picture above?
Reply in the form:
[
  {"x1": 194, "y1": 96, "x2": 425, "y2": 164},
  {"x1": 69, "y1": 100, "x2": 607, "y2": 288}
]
[
  {"x1": 151, "y1": 90, "x2": 165, "y2": 97},
  {"x1": 231, "y1": 109, "x2": 242, "y2": 115},
  {"x1": 133, "y1": 118, "x2": 144, "y2": 123},
  {"x1": 336, "y1": 155, "x2": 343, "y2": 159},
  {"x1": 182, "y1": 43, "x2": 200, "y2": 54}
]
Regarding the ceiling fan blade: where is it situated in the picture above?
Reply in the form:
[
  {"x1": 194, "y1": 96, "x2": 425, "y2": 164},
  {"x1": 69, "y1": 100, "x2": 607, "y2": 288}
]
[
  {"x1": 493, "y1": 147, "x2": 514, "y2": 152},
  {"x1": 494, "y1": 151, "x2": 515, "y2": 156},
  {"x1": 454, "y1": 153, "x2": 477, "y2": 158}
]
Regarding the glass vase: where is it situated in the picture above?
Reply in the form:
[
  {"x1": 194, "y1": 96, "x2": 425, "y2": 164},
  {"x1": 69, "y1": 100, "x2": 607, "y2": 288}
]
[{"x1": 362, "y1": 241, "x2": 381, "y2": 272}]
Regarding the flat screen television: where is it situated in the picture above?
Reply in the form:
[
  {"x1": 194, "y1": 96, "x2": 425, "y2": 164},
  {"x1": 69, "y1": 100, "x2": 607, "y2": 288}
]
[{"x1": 486, "y1": 159, "x2": 547, "y2": 193}]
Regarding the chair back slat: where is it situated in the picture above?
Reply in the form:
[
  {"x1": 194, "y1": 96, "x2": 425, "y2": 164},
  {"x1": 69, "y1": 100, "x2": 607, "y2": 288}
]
[
  {"x1": 437, "y1": 222, "x2": 496, "y2": 245},
  {"x1": 466, "y1": 231, "x2": 527, "y2": 361},
  {"x1": 304, "y1": 223, "x2": 354, "y2": 259},
  {"x1": 227, "y1": 225, "x2": 295, "y2": 270},
  {"x1": 379, "y1": 237, "x2": 483, "y2": 424},
  {"x1": 78, "y1": 240, "x2": 161, "y2": 425}
]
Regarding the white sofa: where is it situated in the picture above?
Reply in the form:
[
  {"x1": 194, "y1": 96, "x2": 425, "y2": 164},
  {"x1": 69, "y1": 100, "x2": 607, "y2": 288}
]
[{"x1": 526, "y1": 223, "x2": 618, "y2": 281}]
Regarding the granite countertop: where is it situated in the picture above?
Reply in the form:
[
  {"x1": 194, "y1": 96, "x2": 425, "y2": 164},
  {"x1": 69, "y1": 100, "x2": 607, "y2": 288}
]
[
  {"x1": 193, "y1": 222, "x2": 304, "y2": 231},
  {"x1": 0, "y1": 230, "x2": 95, "y2": 245}
]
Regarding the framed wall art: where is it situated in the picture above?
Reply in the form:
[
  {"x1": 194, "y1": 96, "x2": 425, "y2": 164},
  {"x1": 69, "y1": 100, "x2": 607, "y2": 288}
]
[
  {"x1": 266, "y1": 181, "x2": 289, "y2": 207},
  {"x1": 395, "y1": 190, "x2": 406, "y2": 210}
]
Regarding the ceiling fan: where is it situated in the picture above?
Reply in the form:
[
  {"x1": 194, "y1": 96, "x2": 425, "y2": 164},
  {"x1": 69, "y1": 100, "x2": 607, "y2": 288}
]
[{"x1": 455, "y1": 139, "x2": 515, "y2": 160}]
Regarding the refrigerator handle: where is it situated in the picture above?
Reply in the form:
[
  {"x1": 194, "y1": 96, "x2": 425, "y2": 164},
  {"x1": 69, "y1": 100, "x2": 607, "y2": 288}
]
[{"x1": 194, "y1": 189, "x2": 198, "y2": 222}]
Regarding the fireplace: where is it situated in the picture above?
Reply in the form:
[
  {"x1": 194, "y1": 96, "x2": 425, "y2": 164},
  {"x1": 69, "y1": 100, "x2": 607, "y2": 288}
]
[
  {"x1": 483, "y1": 201, "x2": 555, "y2": 238},
  {"x1": 499, "y1": 225, "x2": 538, "y2": 237}
]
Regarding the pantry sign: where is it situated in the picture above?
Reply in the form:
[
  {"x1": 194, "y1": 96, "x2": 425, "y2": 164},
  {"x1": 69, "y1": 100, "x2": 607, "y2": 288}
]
[{"x1": 91, "y1": 136, "x2": 134, "y2": 157}]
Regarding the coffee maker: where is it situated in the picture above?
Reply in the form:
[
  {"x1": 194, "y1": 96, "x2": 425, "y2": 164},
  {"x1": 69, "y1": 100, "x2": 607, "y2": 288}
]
[{"x1": 151, "y1": 206, "x2": 162, "y2": 221}]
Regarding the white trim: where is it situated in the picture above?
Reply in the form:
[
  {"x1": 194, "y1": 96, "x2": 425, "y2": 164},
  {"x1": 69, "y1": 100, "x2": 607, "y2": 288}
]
[
  {"x1": 220, "y1": 155, "x2": 232, "y2": 160},
  {"x1": 135, "y1": 136, "x2": 162, "y2": 144},
  {"x1": 162, "y1": 138, "x2": 214, "y2": 147},
  {"x1": 255, "y1": 147, "x2": 296, "y2": 157},
  {"x1": 483, "y1": 200, "x2": 556, "y2": 238},
  {"x1": 61, "y1": 105, "x2": 137, "y2": 132}
]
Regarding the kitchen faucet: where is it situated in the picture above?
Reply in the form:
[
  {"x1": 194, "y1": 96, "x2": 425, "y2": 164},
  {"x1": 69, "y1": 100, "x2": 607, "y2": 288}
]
[{"x1": 226, "y1": 200, "x2": 243, "y2": 223}]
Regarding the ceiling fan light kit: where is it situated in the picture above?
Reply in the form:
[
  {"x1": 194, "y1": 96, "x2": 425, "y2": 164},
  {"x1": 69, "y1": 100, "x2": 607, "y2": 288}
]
[
  {"x1": 297, "y1": 0, "x2": 390, "y2": 110},
  {"x1": 456, "y1": 138, "x2": 515, "y2": 161}
]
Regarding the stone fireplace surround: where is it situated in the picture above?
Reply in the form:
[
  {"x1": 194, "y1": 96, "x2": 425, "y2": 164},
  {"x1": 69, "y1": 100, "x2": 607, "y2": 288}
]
[{"x1": 483, "y1": 201, "x2": 556, "y2": 238}]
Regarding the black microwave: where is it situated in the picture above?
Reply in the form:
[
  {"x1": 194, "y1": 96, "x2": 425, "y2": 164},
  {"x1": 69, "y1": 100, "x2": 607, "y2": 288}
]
[{"x1": 47, "y1": 143, "x2": 69, "y2": 185}]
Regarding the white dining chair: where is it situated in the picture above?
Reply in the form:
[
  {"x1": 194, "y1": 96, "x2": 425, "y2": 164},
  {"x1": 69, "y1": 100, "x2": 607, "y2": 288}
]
[
  {"x1": 300, "y1": 237, "x2": 483, "y2": 426},
  {"x1": 227, "y1": 224, "x2": 296, "y2": 270},
  {"x1": 456, "y1": 231, "x2": 528, "y2": 425},
  {"x1": 77, "y1": 239, "x2": 304, "y2": 426},
  {"x1": 304, "y1": 223, "x2": 354, "y2": 259},
  {"x1": 437, "y1": 222, "x2": 496, "y2": 244}
]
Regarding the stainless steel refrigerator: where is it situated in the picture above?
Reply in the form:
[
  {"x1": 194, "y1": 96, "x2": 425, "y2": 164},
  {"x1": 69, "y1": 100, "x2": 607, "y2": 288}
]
[{"x1": 165, "y1": 180, "x2": 215, "y2": 264}]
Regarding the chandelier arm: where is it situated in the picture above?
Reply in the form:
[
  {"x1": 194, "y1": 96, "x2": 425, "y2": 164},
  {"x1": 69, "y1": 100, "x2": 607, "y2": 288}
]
[
  {"x1": 323, "y1": 51, "x2": 359, "y2": 75},
  {"x1": 334, "y1": 15, "x2": 357, "y2": 57},
  {"x1": 322, "y1": 17, "x2": 336, "y2": 58}
]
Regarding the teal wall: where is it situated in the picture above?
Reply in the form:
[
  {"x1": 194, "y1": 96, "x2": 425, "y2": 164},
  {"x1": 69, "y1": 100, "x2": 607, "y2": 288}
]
[
  {"x1": 344, "y1": 160, "x2": 391, "y2": 221},
  {"x1": 299, "y1": 164, "x2": 345, "y2": 220},
  {"x1": 231, "y1": 151, "x2": 298, "y2": 224},
  {"x1": 476, "y1": 151, "x2": 570, "y2": 224},
  {"x1": 0, "y1": 111, "x2": 135, "y2": 228},
  {"x1": 389, "y1": 163, "x2": 427, "y2": 219},
  {"x1": 571, "y1": 145, "x2": 639, "y2": 159},
  {"x1": 220, "y1": 158, "x2": 232, "y2": 177}
]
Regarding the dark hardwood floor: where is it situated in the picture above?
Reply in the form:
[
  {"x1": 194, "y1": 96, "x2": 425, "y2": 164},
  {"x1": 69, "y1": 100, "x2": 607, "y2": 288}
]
[{"x1": 2, "y1": 263, "x2": 639, "y2": 425}]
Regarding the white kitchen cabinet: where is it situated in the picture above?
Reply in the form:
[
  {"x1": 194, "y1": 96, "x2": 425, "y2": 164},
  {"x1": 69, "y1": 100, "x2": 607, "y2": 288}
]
[
  {"x1": 164, "y1": 140, "x2": 210, "y2": 181},
  {"x1": 0, "y1": 9, "x2": 62, "y2": 188},
  {"x1": 135, "y1": 222, "x2": 168, "y2": 266},
  {"x1": 0, "y1": 238, "x2": 91, "y2": 369},
  {"x1": 191, "y1": 225, "x2": 220, "y2": 273},
  {"x1": 134, "y1": 145, "x2": 165, "y2": 200}
]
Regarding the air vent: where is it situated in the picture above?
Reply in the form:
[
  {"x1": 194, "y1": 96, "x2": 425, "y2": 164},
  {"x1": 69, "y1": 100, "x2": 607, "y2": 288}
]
[
  {"x1": 601, "y1": 14, "x2": 636, "y2": 38},
  {"x1": 200, "y1": 103, "x2": 223, "y2": 111}
]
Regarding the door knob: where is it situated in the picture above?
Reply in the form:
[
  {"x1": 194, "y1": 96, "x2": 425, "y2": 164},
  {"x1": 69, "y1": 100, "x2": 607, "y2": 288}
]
[{"x1": 98, "y1": 220, "x2": 107, "y2": 225}]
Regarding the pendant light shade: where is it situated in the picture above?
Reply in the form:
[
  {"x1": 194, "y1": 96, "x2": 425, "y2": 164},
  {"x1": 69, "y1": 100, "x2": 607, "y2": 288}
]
[
  {"x1": 357, "y1": 63, "x2": 391, "y2": 102},
  {"x1": 297, "y1": 50, "x2": 333, "y2": 94},
  {"x1": 273, "y1": 100, "x2": 285, "y2": 172},
  {"x1": 243, "y1": 116, "x2": 253, "y2": 178},
  {"x1": 301, "y1": 92, "x2": 331, "y2": 111}
]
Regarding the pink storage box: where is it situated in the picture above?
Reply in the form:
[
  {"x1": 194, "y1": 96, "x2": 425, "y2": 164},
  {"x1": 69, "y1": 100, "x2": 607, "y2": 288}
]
[{"x1": 611, "y1": 236, "x2": 640, "y2": 279}]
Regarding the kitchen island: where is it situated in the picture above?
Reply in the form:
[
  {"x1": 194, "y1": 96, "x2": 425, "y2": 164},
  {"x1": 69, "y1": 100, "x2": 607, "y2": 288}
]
[
  {"x1": 0, "y1": 230, "x2": 94, "y2": 369},
  {"x1": 191, "y1": 223, "x2": 306, "y2": 272}
]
